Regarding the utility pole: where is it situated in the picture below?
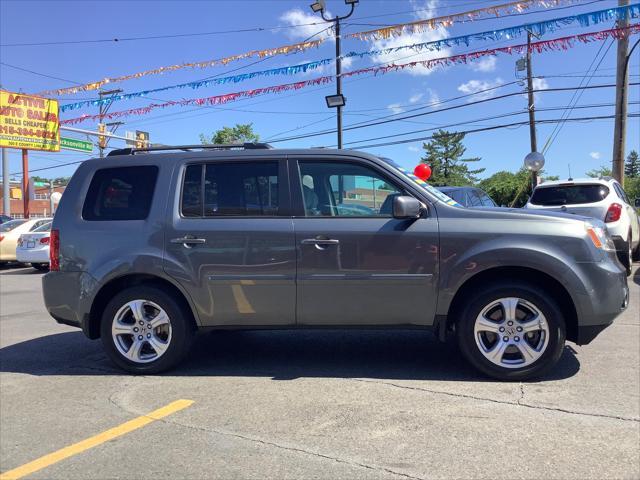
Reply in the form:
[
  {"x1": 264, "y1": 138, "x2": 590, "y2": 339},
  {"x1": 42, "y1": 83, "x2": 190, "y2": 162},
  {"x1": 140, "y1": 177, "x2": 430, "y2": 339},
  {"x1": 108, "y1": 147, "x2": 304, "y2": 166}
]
[
  {"x1": 98, "y1": 89, "x2": 123, "y2": 158},
  {"x1": 310, "y1": 0, "x2": 358, "y2": 149},
  {"x1": 21, "y1": 149, "x2": 29, "y2": 219},
  {"x1": 1, "y1": 148, "x2": 9, "y2": 217},
  {"x1": 612, "y1": 0, "x2": 630, "y2": 185},
  {"x1": 526, "y1": 31, "x2": 539, "y2": 189},
  {"x1": 49, "y1": 180, "x2": 54, "y2": 216}
]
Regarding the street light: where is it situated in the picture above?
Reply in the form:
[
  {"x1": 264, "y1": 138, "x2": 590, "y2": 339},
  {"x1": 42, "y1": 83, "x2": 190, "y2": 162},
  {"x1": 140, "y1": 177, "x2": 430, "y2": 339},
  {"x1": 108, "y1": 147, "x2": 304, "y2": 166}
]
[
  {"x1": 310, "y1": 0, "x2": 358, "y2": 149},
  {"x1": 325, "y1": 94, "x2": 346, "y2": 108}
]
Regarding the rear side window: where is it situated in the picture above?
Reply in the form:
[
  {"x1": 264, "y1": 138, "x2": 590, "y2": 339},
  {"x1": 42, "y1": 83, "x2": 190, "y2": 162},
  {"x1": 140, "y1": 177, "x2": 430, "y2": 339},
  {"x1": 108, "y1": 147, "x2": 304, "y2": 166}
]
[
  {"x1": 82, "y1": 166, "x2": 158, "y2": 221},
  {"x1": 181, "y1": 162, "x2": 279, "y2": 217},
  {"x1": 530, "y1": 184, "x2": 609, "y2": 206}
]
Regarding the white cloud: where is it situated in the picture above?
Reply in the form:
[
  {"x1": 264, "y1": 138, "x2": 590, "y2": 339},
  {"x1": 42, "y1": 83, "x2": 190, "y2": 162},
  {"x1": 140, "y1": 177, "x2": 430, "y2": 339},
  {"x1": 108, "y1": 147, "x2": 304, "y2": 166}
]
[
  {"x1": 590, "y1": 151, "x2": 601, "y2": 160},
  {"x1": 408, "y1": 145, "x2": 420, "y2": 152},
  {"x1": 409, "y1": 93, "x2": 424, "y2": 103},
  {"x1": 279, "y1": 9, "x2": 334, "y2": 41},
  {"x1": 457, "y1": 78, "x2": 504, "y2": 101},
  {"x1": 424, "y1": 88, "x2": 440, "y2": 106},
  {"x1": 470, "y1": 56, "x2": 497, "y2": 73},
  {"x1": 369, "y1": 0, "x2": 451, "y2": 76},
  {"x1": 523, "y1": 77, "x2": 550, "y2": 101},
  {"x1": 387, "y1": 103, "x2": 405, "y2": 114}
]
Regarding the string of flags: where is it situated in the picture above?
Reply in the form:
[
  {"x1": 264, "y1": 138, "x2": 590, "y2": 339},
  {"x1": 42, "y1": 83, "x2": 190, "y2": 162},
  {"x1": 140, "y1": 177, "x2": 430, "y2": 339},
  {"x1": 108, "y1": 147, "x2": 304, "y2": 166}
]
[
  {"x1": 41, "y1": 0, "x2": 600, "y2": 97},
  {"x1": 59, "y1": 23, "x2": 639, "y2": 126},
  {"x1": 58, "y1": 3, "x2": 640, "y2": 114}
]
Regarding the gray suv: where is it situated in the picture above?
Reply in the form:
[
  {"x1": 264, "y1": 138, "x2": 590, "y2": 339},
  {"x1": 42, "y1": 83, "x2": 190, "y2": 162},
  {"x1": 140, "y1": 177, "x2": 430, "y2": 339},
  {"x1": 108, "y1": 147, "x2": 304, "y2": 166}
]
[{"x1": 42, "y1": 144, "x2": 629, "y2": 380}]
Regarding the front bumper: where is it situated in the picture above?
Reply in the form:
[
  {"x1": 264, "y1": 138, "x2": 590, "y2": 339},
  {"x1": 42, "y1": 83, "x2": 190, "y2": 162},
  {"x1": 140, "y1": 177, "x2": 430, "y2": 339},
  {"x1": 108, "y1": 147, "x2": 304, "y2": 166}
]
[{"x1": 573, "y1": 259, "x2": 628, "y2": 345}]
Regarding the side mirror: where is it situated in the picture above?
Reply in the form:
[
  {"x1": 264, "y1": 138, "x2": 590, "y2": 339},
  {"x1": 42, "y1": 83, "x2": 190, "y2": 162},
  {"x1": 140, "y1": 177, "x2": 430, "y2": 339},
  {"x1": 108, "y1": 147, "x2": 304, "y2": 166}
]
[
  {"x1": 393, "y1": 195, "x2": 422, "y2": 219},
  {"x1": 635, "y1": 198, "x2": 640, "y2": 208}
]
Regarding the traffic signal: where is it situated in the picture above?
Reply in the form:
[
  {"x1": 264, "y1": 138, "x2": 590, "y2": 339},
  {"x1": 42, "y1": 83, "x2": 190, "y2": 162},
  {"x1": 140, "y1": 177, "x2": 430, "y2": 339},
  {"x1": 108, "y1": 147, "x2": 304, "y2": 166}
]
[
  {"x1": 135, "y1": 131, "x2": 149, "y2": 149},
  {"x1": 98, "y1": 123, "x2": 106, "y2": 149}
]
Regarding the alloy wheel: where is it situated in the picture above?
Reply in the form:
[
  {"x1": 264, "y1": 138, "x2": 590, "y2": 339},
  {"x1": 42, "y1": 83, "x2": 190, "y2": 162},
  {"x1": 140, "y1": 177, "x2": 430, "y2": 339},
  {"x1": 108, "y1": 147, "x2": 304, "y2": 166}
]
[
  {"x1": 111, "y1": 299, "x2": 172, "y2": 363},
  {"x1": 473, "y1": 297, "x2": 550, "y2": 369}
]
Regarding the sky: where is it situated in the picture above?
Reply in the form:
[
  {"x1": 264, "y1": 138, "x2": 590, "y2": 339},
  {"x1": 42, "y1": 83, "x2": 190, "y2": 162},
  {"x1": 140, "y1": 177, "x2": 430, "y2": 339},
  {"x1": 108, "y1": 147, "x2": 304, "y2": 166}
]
[{"x1": 0, "y1": 0, "x2": 638, "y2": 182}]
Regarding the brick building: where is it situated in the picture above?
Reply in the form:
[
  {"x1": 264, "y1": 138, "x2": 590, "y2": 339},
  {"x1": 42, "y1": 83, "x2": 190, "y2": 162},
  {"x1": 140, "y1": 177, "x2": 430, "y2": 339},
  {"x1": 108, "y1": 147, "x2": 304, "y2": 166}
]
[{"x1": 0, "y1": 181, "x2": 66, "y2": 219}]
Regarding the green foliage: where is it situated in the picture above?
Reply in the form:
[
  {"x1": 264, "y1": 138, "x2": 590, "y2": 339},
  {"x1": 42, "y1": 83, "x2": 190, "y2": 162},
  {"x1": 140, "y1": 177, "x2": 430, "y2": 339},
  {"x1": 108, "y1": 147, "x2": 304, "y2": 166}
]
[
  {"x1": 420, "y1": 129, "x2": 485, "y2": 186},
  {"x1": 586, "y1": 165, "x2": 612, "y2": 178},
  {"x1": 199, "y1": 123, "x2": 259, "y2": 145},
  {"x1": 624, "y1": 150, "x2": 639, "y2": 178},
  {"x1": 479, "y1": 168, "x2": 532, "y2": 208},
  {"x1": 625, "y1": 177, "x2": 640, "y2": 203}
]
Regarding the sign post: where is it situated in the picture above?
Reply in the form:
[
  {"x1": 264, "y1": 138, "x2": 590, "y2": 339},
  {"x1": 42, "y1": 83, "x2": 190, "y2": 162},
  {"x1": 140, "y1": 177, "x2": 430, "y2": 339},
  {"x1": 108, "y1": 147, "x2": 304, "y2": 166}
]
[{"x1": 0, "y1": 90, "x2": 60, "y2": 218}]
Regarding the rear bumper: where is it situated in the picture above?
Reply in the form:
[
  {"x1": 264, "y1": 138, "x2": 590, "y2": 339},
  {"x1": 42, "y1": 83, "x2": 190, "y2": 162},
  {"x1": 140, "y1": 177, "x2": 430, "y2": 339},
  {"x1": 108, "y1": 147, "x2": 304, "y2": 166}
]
[
  {"x1": 42, "y1": 270, "x2": 97, "y2": 337},
  {"x1": 16, "y1": 247, "x2": 50, "y2": 264}
]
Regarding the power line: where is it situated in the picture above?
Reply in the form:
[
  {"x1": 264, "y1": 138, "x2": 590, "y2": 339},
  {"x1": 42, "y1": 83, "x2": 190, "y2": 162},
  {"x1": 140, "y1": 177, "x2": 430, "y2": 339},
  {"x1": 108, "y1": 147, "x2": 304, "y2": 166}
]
[
  {"x1": 268, "y1": 82, "x2": 639, "y2": 143},
  {"x1": 348, "y1": 114, "x2": 640, "y2": 149}
]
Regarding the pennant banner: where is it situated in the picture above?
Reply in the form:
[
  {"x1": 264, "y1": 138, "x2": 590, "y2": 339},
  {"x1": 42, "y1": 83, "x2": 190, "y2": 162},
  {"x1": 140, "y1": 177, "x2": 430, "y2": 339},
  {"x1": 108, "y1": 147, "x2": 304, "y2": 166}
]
[
  {"x1": 59, "y1": 3, "x2": 640, "y2": 114},
  {"x1": 42, "y1": 0, "x2": 591, "y2": 98},
  {"x1": 60, "y1": 24, "x2": 639, "y2": 126},
  {"x1": 349, "y1": 0, "x2": 572, "y2": 40}
]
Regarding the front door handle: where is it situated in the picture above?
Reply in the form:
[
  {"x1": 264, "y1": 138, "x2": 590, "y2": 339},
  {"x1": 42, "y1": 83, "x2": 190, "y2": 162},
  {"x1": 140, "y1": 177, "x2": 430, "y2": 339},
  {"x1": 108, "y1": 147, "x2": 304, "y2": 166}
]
[
  {"x1": 171, "y1": 236, "x2": 206, "y2": 247},
  {"x1": 301, "y1": 238, "x2": 340, "y2": 249}
]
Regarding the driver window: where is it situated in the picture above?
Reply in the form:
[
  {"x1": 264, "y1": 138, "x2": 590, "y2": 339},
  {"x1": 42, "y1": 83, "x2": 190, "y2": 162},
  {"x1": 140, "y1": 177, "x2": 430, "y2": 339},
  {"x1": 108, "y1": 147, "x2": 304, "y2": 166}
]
[{"x1": 298, "y1": 161, "x2": 402, "y2": 217}]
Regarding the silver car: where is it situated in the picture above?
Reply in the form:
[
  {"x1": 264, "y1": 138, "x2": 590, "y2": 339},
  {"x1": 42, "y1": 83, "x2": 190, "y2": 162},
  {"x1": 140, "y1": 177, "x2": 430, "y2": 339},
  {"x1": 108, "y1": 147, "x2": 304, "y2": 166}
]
[{"x1": 42, "y1": 144, "x2": 629, "y2": 380}]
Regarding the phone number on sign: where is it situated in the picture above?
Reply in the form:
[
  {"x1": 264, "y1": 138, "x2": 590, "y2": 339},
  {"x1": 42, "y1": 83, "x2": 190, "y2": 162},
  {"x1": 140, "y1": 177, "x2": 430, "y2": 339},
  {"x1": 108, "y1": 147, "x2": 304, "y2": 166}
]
[{"x1": 0, "y1": 125, "x2": 57, "y2": 139}]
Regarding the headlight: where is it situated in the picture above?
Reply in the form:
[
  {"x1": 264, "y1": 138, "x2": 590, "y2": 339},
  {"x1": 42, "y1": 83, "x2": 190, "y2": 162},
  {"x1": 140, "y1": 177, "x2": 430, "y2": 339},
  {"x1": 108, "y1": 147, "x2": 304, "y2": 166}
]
[{"x1": 585, "y1": 223, "x2": 615, "y2": 251}]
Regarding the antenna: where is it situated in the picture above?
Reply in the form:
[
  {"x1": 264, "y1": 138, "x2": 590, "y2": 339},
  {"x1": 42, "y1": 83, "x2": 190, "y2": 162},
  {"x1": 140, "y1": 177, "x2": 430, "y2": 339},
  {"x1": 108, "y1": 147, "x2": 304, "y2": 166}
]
[{"x1": 568, "y1": 163, "x2": 573, "y2": 181}]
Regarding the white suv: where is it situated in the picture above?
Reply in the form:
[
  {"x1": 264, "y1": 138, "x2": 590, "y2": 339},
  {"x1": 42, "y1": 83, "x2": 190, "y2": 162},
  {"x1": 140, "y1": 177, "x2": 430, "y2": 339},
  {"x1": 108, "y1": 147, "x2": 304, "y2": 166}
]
[{"x1": 526, "y1": 177, "x2": 640, "y2": 275}]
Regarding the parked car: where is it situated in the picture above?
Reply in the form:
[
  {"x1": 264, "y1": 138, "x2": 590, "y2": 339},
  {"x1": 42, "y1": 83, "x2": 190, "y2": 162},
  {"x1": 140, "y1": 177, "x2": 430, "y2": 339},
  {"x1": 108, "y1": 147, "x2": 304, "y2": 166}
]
[
  {"x1": 43, "y1": 144, "x2": 628, "y2": 380},
  {"x1": 16, "y1": 221, "x2": 52, "y2": 270},
  {"x1": 436, "y1": 186, "x2": 497, "y2": 207},
  {"x1": 0, "y1": 218, "x2": 52, "y2": 264},
  {"x1": 0, "y1": 215, "x2": 12, "y2": 224},
  {"x1": 526, "y1": 177, "x2": 640, "y2": 275}
]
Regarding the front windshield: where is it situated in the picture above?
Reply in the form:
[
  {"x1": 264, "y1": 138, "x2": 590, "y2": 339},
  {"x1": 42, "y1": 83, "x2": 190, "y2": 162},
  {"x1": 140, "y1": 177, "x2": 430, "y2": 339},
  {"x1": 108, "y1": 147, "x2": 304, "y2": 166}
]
[{"x1": 380, "y1": 157, "x2": 462, "y2": 207}]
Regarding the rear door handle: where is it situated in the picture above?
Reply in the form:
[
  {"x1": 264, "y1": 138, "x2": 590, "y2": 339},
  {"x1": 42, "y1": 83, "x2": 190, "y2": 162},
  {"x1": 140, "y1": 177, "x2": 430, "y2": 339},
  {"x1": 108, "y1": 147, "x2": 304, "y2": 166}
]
[
  {"x1": 171, "y1": 236, "x2": 206, "y2": 246},
  {"x1": 301, "y1": 238, "x2": 340, "y2": 246}
]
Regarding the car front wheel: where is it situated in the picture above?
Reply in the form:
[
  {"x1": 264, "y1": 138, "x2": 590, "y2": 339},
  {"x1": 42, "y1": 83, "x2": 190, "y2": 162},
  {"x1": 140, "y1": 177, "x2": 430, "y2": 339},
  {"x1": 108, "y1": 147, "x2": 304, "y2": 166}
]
[
  {"x1": 456, "y1": 282, "x2": 566, "y2": 381},
  {"x1": 100, "y1": 286, "x2": 194, "y2": 374}
]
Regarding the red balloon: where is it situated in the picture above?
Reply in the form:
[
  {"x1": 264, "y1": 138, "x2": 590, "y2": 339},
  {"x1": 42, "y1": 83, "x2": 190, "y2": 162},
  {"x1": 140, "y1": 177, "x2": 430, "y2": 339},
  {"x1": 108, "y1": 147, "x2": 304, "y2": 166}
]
[{"x1": 414, "y1": 164, "x2": 432, "y2": 181}]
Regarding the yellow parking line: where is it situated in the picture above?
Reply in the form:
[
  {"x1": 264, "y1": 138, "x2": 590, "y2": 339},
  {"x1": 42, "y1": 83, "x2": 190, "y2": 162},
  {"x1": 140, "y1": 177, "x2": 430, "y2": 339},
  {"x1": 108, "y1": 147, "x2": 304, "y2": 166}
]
[
  {"x1": 231, "y1": 284, "x2": 255, "y2": 313},
  {"x1": 0, "y1": 399, "x2": 194, "y2": 480}
]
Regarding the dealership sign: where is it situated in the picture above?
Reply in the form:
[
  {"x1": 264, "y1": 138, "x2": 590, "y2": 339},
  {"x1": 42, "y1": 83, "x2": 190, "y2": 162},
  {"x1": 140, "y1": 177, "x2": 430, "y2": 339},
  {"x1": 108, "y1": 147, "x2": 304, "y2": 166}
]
[{"x1": 0, "y1": 90, "x2": 60, "y2": 152}]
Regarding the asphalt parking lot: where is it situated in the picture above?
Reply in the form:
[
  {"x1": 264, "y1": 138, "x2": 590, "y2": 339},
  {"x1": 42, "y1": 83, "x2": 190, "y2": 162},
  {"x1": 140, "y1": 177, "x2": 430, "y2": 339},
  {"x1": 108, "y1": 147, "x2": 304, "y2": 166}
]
[{"x1": 0, "y1": 263, "x2": 639, "y2": 480}]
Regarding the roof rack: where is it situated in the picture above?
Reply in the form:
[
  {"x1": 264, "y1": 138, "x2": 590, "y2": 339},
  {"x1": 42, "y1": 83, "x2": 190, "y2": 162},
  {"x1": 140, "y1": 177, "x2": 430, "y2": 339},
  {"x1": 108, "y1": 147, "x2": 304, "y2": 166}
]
[{"x1": 107, "y1": 142, "x2": 273, "y2": 156}]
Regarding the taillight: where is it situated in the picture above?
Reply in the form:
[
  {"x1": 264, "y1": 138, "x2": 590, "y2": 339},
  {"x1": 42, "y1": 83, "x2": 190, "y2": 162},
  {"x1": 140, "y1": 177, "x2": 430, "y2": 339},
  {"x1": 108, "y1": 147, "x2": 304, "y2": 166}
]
[
  {"x1": 605, "y1": 203, "x2": 622, "y2": 223},
  {"x1": 50, "y1": 229, "x2": 60, "y2": 271},
  {"x1": 40, "y1": 237, "x2": 50, "y2": 245},
  {"x1": 0, "y1": 235, "x2": 4, "y2": 242}
]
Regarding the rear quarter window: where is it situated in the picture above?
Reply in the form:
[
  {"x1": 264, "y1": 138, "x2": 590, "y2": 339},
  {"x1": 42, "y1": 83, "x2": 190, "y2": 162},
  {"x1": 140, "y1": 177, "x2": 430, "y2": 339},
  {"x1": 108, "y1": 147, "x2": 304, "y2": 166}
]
[
  {"x1": 82, "y1": 166, "x2": 159, "y2": 221},
  {"x1": 530, "y1": 184, "x2": 609, "y2": 206}
]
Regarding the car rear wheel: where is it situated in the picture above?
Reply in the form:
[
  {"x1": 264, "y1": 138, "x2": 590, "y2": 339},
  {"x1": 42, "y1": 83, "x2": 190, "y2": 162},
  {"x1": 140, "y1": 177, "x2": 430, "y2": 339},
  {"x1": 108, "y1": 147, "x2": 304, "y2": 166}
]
[
  {"x1": 100, "y1": 286, "x2": 195, "y2": 374},
  {"x1": 618, "y1": 233, "x2": 633, "y2": 276},
  {"x1": 456, "y1": 282, "x2": 566, "y2": 381},
  {"x1": 31, "y1": 263, "x2": 49, "y2": 271}
]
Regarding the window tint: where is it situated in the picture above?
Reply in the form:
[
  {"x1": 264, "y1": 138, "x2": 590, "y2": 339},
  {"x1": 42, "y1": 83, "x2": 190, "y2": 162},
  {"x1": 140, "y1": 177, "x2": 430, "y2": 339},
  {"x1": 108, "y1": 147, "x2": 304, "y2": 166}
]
[
  {"x1": 29, "y1": 219, "x2": 51, "y2": 231},
  {"x1": 467, "y1": 189, "x2": 483, "y2": 207},
  {"x1": 181, "y1": 162, "x2": 279, "y2": 217},
  {"x1": 83, "y1": 166, "x2": 158, "y2": 221},
  {"x1": 480, "y1": 192, "x2": 496, "y2": 207},
  {"x1": 33, "y1": 222, "x2": 52, "y2": 232},
  {"x1": 613, "y1": 183, "x2": 630, "y2": 204},
  {"x1": 298, "y1": 161, "x2": 402, "y2": 217},
  {"x1": 181, "y1": 164, "x2": 203, "y2": 217},
  {"x1": 530, "y1": 184, "x2": 609, "y2": 206}
]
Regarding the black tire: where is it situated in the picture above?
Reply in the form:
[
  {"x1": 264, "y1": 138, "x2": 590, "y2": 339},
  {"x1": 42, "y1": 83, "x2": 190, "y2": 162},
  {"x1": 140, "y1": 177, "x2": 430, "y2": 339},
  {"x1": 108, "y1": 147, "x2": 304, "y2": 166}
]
[
  {"x1": 618, "y1": 233, "x2": 632, "y2": 276},
  {"x1": 31, "y1": 263, "x2": 49, "y2": 271},
  {"x1": 100, "y1": 285, "x2": 195, "y2": 374},
  {"x1": 632, "y1": 239, "x2": 640, "y2": 262},
  {"x1": 456, "y1": 281, "x2": 566, "y2": 381}
]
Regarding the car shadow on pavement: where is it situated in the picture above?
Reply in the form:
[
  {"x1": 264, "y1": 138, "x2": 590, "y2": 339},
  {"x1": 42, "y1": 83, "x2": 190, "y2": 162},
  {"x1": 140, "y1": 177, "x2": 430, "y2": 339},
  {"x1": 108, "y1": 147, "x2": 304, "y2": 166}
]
[
  {"x1": 0, "y1": 329, "x2": 580, "y2": 382},
  {"x1": 0, "y1": 264, "x2": 44, "y2": 275}
]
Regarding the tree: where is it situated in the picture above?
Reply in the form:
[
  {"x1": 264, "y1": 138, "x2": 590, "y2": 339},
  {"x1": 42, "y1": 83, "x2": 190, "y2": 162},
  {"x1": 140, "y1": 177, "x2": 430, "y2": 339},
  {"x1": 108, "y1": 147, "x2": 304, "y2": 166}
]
[
  {"x1": 479, "y1": 168, "x2": 531, "y2": 207},
  {"x1": 624, "y1": 150, "x2": 639, "y2": 178},
  {"x1": 586, "y1": 166, "x2": 612, "y2": 178},
  {"x1": 200, "y1": 123, "x2": 259, "y2": 145},
  {"x1": 419, "y1": 130, "x2": 484, "y2": 186}
]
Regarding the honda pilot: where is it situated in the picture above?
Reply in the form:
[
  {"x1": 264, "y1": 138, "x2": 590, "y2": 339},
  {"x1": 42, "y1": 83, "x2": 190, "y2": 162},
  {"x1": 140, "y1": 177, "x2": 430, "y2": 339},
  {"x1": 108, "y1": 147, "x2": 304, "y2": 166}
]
[{"x1": 42, "y1": 144, "x2": 629, "y2": 380}]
